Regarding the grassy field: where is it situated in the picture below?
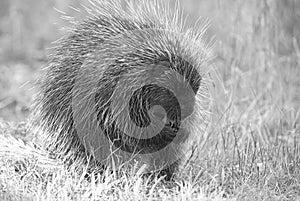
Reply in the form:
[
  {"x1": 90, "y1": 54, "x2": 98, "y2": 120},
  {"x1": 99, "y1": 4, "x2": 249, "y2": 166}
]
[{"x1": 0, "y1": 0, "x2": 300, "y2": 200}]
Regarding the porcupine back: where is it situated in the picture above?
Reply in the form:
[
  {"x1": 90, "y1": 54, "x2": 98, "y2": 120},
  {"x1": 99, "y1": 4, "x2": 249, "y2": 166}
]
[{"x1": 30, "y1": 0, "x2": 213, "y2": 178}]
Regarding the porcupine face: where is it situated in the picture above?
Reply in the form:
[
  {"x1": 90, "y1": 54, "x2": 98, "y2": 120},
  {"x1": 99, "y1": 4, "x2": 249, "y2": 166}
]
[{"x1": 71, "y1": 27, "x2": 207, "y2": 174}]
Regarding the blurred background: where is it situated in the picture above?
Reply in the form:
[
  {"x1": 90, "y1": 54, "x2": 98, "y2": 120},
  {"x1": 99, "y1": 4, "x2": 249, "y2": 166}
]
[{"x1": 0, "y1": 0, "x2": 299, "y2": 126}]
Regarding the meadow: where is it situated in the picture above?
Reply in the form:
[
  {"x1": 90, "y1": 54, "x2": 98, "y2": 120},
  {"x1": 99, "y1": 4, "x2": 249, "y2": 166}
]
[{"x1": 0, "y1": 0, "x2": 299, "y2": 200}]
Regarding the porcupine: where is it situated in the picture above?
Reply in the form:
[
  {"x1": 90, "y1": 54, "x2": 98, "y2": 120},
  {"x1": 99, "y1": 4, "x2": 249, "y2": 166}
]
[{"x1": 30, "y1": 0, "x2": 213, "y2": 180}]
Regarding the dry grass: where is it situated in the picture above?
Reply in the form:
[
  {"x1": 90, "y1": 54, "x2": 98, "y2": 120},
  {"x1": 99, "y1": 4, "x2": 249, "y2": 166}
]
[{"x1": 0, "y1": 0, "x2": 299, "y2": 200}]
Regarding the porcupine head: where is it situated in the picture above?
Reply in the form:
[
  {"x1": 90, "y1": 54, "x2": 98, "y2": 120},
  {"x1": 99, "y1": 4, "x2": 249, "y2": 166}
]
[{"x1": 31, "y1": 0, "x2": 213, "y2": 176}]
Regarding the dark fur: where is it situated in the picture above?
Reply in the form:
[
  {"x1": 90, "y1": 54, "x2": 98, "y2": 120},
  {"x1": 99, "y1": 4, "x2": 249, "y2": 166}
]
[{"x1": 31, "y1": 0, "x2": 212, "y2": 180}]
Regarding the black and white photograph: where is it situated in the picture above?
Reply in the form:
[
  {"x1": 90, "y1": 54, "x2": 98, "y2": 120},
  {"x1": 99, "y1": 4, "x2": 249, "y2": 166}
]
[{"x1": 0, "y1": 0, "x2": 299, "y2": 200}]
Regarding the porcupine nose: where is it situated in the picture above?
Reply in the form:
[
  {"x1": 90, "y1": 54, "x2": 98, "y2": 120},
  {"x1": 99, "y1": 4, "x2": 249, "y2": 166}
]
[{"x1": 178, "y1": 87, "x2": 196, "y2": 120}]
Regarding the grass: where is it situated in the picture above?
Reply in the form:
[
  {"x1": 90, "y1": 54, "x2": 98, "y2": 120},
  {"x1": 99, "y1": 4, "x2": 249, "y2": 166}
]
[{"x1": 0, "y1": 0, "x2": 300, "y2": 200}]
